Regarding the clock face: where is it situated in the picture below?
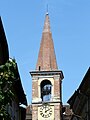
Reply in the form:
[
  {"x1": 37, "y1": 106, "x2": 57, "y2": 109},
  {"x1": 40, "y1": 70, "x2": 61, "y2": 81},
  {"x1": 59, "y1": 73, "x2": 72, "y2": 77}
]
[{"x1": 39, "y1": 105, "x2": 52, "y2": 118}]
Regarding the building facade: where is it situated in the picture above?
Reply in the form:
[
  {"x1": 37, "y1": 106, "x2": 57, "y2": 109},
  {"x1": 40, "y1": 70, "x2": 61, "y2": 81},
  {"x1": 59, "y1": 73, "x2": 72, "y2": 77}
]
[
  {"x1": 30, "y1": 13, "x2": 64, "y2": 120},
  {"x1": 68, "y1": 68, "x2": 90, "y2": 120}
]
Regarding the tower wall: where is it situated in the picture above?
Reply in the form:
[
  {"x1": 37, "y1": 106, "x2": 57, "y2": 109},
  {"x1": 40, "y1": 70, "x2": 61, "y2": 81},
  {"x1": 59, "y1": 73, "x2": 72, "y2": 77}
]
[
  {"x1": 31, "y1": 71, "x2": 63, "y2": 120},
  {"x1": 30, "y1": 13, "x2": 64, "y2": 120}
]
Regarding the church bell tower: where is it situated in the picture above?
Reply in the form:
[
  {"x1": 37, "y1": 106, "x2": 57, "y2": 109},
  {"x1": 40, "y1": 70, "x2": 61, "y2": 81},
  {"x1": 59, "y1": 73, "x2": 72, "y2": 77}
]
[{"x1": 30, "y1": 12, "x2": 64, "y2": 120}]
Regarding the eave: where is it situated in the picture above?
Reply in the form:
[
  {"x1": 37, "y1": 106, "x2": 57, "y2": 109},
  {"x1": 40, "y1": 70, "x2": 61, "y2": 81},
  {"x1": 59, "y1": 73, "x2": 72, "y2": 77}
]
[
  {"x1": 0, "y1": 17, "x2": 9, "y2": 65},
  {"x1": 13, "y1": 62, "x2": 27, "y2": 106}
]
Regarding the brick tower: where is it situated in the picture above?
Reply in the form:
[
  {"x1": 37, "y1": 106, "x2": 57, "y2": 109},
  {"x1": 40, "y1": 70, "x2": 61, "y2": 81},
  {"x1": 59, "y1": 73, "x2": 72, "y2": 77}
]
[{"x1": 30, "y1": 12, "x2": 64, "y2": 120}]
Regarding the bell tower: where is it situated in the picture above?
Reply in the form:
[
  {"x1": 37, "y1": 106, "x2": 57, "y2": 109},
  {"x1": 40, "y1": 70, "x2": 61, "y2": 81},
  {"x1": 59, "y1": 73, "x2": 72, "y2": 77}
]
[{"x1": 30, "y1": 13, "x2": 64, "y2": 120}]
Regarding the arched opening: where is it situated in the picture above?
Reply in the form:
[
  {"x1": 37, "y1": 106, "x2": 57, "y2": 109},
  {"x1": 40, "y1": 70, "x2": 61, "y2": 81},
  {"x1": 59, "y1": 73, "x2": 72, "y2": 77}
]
[{"x1": 40, "y1": 80, "x2": 52, "y2": 102}]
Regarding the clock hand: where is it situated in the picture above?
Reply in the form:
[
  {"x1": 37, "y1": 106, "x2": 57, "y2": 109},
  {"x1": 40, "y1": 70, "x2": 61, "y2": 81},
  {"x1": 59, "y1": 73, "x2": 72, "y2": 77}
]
[{"x1": 45, "y1": 108, "x2": 51, "y2": 113}]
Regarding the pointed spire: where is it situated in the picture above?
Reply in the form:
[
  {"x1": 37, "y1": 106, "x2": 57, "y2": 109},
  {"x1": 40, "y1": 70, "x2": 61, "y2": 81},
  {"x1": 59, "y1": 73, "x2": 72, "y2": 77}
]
[
  {"x1": 43, "y1": 13, "x2": 51, "y2": 33},
  {"x1": 36, "y1": 13, "x2": 58, "y2": 71}
]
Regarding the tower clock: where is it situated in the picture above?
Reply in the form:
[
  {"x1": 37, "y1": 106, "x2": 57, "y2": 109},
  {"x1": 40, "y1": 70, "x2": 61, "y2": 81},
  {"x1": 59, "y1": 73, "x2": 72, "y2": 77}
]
[{"x1": 39, "y1": 104, "x2": 53, "y2": 118}]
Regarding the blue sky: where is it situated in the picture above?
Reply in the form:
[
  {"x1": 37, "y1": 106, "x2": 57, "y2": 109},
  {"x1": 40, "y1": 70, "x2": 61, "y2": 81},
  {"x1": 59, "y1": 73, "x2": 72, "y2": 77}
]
[{"x1": 0, "y1": 0, "x2": 90, "y2": 104}]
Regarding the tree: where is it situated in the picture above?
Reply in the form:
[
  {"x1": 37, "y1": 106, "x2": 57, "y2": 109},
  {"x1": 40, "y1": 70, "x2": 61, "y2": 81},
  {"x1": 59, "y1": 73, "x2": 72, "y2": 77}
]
[{"x1": 0, "y1": 59, "x2": 17, "y2": 120}]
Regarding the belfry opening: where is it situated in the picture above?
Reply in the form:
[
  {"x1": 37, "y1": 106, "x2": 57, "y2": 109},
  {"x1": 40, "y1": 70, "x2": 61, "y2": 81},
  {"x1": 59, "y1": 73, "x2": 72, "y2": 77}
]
[{"x1": 40, "y1": 80, "x2": 52, "y2": 102}]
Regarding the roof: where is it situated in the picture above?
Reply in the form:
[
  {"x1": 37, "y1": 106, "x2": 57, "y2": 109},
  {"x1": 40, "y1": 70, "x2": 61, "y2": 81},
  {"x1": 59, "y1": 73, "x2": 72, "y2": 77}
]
[
  {"x1": 36, "y1": 13, "x2": 58, "y2": 71},
  {"x1": 0, "y1": 17, "x2": 9, "y2": 65},
  {"x1": 13, "y1": 60, "x2": 27, "y2": 106},
  {"x1": 63, "y1": 105, "x2": 73, "y2": 120},
  {"x1": 26, "y1": 105, "x2": 32, "y2": 114},
  {"x1": 78, "y1": 67, "x2": 90, "y2": 95},
  {"x1": 67, "y1": 67, "x2": 90, "y2": 110}
]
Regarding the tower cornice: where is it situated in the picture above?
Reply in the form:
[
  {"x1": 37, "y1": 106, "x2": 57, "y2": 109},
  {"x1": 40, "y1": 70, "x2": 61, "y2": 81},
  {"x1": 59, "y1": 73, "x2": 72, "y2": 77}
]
[{"x1": 30, "y1": 70, "x2": 64, "y2": 80}]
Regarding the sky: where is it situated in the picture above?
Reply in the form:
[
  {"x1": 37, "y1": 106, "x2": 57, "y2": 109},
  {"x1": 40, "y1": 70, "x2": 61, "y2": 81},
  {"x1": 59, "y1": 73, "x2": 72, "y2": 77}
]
[{"x1": 0, "y1": 0, "x2": 90, "y2": 104}]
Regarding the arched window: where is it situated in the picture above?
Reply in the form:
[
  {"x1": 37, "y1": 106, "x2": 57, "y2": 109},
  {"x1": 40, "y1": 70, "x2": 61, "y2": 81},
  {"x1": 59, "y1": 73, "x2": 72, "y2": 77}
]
[{"x1": 40, "y1": 80, "x2": 52, "y2": 102}]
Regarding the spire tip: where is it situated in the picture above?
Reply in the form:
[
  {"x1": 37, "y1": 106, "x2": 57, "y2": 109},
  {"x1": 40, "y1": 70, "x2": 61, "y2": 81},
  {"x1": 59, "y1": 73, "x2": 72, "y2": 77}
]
[{"x1": 46, "y1": 4, "x2": 49, "y2": 15}]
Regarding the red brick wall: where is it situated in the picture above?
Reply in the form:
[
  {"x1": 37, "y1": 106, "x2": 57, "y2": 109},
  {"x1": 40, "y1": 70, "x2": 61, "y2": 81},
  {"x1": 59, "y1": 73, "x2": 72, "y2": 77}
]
[
  {"x1": 54, "y1": 105, "x2": 61, "y2": 120},
  {"x1": 32, "y1": 105, "x2": 38, "y2": 120},
  {"x1": 32, "y1": 81, "x2": 38, "y2": 98},
  {"x1": 54, "y1": 79, "x2": 61, "y2": 98}
]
